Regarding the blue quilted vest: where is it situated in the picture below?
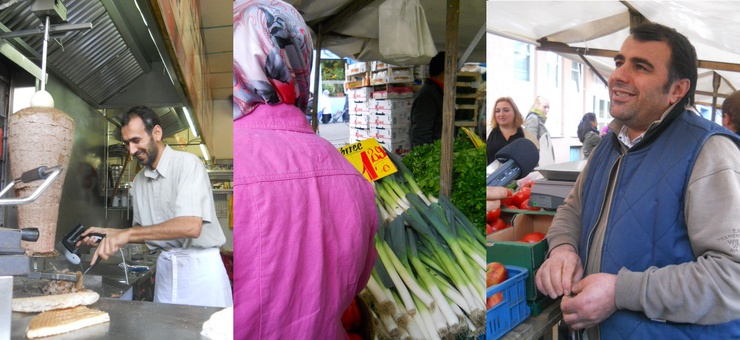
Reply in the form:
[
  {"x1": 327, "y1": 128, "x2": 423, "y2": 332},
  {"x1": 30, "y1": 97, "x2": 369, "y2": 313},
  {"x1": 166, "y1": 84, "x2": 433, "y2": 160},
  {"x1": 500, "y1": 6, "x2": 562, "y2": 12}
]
[{"x1": 580, "y1": 109, "x2": 740, "y2": 339}]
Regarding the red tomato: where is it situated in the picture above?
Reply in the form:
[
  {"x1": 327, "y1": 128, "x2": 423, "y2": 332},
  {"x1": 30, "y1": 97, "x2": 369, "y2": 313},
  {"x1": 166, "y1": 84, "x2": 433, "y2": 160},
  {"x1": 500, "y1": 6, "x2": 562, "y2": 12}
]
[
  {"x1": 499, "y1": 189, "x2": 514, "y2": 206},
  {"x1": 520, "y1": 232, "x2": 546, "y2": 243},
  {"x1": 486, "y1": 223, "x2": 494, "y2": 235},
  {"x1": 510, "y1": 190, "x2": 530, "y2": 208},
  {"x1": 486, "y1": 208, "x2": 501, "y2": 224},
  {"x1": 490, "y1": 218, "x2": 506, "y2": 232},
  {"x1": 520, "y1": 180, "x2": 534, "y2": 188},
  {"x1": 519, "y1": 199, "x2": 540, "y2": 211}
]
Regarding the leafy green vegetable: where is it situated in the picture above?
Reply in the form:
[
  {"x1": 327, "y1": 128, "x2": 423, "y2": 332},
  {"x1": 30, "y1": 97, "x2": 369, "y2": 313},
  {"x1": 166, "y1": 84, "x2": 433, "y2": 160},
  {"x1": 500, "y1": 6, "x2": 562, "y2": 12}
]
[{"x1": 401, "y1": 131, "x2": 486, "y2": 235}]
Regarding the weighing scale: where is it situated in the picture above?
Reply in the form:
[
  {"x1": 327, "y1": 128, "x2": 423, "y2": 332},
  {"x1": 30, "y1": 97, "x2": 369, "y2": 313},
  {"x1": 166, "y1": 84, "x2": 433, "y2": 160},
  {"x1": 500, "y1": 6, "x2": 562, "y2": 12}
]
[{"x1": 529, "y1": 160, "x2": 586, "y2": 210}]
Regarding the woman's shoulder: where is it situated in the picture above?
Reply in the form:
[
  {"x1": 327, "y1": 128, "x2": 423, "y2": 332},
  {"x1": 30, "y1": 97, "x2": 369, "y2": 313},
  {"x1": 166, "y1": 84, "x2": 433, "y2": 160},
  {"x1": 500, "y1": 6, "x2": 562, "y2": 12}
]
[{"x1": 520, "y1": 127, "x2": 540, "y2": 149}]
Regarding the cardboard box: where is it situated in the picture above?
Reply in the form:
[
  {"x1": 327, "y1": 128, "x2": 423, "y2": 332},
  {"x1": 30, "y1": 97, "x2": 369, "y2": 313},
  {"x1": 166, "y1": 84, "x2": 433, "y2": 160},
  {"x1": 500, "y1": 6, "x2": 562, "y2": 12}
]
[
  {"x1": 346, "y1": 62, "x2": 368, "y2": 75},
  {"x1": 350, "y1": 127, "x2": 371, "y2": 139},
  {"x1": 488, "y1": 213, "x2": 553, "y2": 301},
  {"x1": 376, "y1": 137, "x2": 410, "y2": 155},
  {"x1": 346, "y1": 87, "x2": 373, "y2": 101},
  {"x1": 349, "y1": 104, "x2": 371, "y2": 115},
  {"x1": 348, "y1": 100, "x2": 368, "y2": 110},
  {"x1": 372, "y1": 125, "x2": 409, "y2": 140},
  {"x1": 370, "y1": 67, "x2": 414, "y2": 85},
  {"x1": 372, "y1": 86, "x2": 414, "y2": 99},
  {"x1": 373, "y1": 111, "x2": 410, "y2": 127},
  {"x1": 349, "y1": 115, "x2": 370, "y2": 130},
  {"x1": 370, "y1": 61, "x2": 398, "y2": 71},
  {"x1": 370, "y1": 98, "x2": 412, "y2": 111}
]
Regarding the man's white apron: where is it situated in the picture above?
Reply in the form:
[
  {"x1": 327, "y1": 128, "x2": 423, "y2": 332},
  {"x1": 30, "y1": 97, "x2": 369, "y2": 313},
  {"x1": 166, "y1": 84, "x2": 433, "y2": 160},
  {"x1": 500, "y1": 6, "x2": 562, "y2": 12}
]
[{"x1": 155, "y1": 247, "x2": 233, "y2": 308}]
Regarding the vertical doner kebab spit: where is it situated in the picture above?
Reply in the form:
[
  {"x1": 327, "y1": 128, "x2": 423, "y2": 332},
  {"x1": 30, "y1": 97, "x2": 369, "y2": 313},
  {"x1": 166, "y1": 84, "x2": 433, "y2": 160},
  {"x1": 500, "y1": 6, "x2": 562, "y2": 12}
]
[{"x1": 8, "y1": 106, "x2": 75, "y2": 257}]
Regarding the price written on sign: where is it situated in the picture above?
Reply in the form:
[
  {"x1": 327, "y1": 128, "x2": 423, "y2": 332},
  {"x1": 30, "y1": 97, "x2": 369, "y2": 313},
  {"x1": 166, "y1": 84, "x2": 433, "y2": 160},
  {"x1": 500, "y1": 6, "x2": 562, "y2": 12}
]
[{"x1": 338, "y1": 138, "x2": 397, "y2": 182}]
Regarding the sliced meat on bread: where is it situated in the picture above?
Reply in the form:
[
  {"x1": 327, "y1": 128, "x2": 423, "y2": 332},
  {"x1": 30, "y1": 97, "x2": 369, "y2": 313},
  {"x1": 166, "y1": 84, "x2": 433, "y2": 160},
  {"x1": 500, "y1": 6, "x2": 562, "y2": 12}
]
[
  {"x1": 26, "y1": 305, "x2": 110, "y2": 339},
  {"x1": 12, "y1": 290, "x2": 99, "y2": 313}
]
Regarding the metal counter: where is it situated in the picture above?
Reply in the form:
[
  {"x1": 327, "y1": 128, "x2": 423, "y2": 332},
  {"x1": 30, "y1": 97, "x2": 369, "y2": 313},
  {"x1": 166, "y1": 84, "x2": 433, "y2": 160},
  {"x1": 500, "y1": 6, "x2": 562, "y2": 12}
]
[{"x1": 11, "y1": 298, "x2": 223, "y2": 339}]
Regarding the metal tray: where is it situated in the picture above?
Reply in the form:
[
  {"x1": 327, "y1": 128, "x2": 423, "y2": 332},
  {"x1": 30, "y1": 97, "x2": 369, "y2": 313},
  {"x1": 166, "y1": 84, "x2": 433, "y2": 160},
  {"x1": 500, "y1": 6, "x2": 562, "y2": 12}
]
[{"x1": 534, "y1": 160, "x2": 587, "y2": 181}]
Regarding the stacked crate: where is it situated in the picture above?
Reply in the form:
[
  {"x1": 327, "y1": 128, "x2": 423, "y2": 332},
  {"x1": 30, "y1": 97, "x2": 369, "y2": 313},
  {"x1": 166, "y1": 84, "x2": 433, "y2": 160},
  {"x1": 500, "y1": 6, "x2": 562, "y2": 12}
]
[
  {"x1": 369, "y1": 62, "x2": 414, "y2": 155},
  {"x1": 370, "y1": 97, "x2": 413, "y2": 154},
  {"x1": 455, "y1": 71, "x2": 484, "y2": 127},
  {"x1": 344, "y1": 61, "x2": 416, "y2": 154},
  {"x1": 346, "y1": 86, "x2": 373, "y2": 144}
]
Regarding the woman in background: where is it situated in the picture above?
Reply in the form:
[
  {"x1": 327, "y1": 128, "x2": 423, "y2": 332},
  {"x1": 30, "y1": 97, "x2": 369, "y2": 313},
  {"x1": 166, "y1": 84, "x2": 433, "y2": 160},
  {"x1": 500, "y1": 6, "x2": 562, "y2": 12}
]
[
  {"x1": 486, "y1": 97, "x2": 538, "y2": 163},
  {"x1": 577, "y1": 112, "x2": 601, "y2": 159},
  {"x1": 233, "y1": 1, "x2": 378, "y2": 338}
]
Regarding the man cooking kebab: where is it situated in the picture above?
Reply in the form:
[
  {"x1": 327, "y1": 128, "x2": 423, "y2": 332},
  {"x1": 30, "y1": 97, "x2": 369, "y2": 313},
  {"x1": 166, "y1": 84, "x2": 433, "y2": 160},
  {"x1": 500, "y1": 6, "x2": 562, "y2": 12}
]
[
  {"x1": 535, "y1": 23, "x2": 740, "y2": 338},
  {"x1": 79, "y1": 106, "x2": 232, "y2": 308}
]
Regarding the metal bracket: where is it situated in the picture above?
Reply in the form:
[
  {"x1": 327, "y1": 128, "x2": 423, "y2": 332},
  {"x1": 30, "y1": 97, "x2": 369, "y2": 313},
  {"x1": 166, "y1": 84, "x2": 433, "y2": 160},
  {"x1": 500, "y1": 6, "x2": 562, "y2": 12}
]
[{"x1": 0, "y1": 22, "x2": 92, "y2": 40}]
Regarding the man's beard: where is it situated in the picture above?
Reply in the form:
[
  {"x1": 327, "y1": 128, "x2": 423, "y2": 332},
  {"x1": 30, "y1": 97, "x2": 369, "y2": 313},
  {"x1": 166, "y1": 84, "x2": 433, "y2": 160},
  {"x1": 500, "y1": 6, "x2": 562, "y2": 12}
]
[{"x1": 134, "y1": 141, "x2": 159, "y2": 167}]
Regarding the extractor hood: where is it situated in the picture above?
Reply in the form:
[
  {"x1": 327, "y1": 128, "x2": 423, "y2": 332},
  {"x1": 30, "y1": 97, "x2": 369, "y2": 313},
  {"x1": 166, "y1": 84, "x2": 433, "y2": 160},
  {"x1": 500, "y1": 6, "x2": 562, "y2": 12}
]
[{"x1": 0, "y1": 0, "x2": 195, "y2": 139}]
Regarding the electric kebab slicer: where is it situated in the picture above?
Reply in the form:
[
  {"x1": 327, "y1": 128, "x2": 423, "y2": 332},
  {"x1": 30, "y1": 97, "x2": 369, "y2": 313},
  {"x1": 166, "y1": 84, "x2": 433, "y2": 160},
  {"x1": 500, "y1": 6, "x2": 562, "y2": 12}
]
[{"x1": 57, "y1": 224, "x2": 105, "y2": 265}]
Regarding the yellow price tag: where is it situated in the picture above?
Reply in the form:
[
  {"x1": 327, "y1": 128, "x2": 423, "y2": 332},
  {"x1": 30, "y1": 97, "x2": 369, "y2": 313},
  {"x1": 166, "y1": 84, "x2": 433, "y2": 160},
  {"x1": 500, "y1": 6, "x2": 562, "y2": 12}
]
[{"x1": 339, "y1": 138, "x2": 398, "y2": 182}]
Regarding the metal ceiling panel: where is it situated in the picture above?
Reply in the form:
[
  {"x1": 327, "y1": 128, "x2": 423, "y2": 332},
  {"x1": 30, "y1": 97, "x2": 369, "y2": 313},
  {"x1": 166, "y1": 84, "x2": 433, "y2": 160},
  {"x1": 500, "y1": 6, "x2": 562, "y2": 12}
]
[{"x1": 0, "y1": 0, "x2": 145, "y2": 105}]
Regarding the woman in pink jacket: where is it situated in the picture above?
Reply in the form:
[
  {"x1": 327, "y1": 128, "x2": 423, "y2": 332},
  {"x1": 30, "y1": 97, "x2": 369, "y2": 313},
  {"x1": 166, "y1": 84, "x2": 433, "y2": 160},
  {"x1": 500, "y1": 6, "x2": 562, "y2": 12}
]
[{"x1": 232, "y1": 1, "x2": 378, "y2": 338}]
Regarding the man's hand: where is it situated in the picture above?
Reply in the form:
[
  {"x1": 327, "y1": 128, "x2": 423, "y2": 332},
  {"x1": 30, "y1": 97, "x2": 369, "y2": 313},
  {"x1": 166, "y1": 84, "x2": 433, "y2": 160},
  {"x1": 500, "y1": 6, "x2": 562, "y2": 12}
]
[
  {"x1": 560, "y1": 273, "x2": 618, "y2": 330},
  {"x1": 535, "y1": 244, "x2": 584, "y2": 299},
  {"x1": 78, "y1": 227, "x2": 130, "y2": 266},
  {"x1": 487, "y1": 186, "x2": 509, "y2": 212}
]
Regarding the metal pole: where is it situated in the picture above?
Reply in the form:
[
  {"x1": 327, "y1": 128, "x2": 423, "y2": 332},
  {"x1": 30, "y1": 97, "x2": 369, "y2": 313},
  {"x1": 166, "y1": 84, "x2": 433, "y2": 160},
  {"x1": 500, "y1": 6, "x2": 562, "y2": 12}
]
[
  {"x1": 311, "y1": 25, "x2": 323, "y2": 132},
  {"x1": 40, "y1": 16, "x2": 50, "y2": 92}
]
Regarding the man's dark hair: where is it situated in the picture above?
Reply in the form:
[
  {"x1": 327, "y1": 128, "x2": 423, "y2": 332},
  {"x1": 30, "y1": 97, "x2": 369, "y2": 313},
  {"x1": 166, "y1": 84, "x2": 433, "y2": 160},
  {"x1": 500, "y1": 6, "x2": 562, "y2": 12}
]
[
  {"x1": 429, "y1": 52, "x2": 445, "y2": 77},
  {"x1": 120, "y1": 106, "x2": 161, "y2": 135},
  {"x1": 722, "y1": 91, "x2": 740, "y2": 131},
  {"x1": 630, "y1": 23, "x2": 697, "y2": 108}
]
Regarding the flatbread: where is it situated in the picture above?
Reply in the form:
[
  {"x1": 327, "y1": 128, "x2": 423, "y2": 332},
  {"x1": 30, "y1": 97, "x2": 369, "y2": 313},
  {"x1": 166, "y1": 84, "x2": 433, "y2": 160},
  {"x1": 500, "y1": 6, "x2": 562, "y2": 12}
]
[
  {"x1": 12, "y1": 290, "x2": 99, "y2": 313},
  {"x1": 26, "y1": 305, "x2": 109, "y2": 339}
]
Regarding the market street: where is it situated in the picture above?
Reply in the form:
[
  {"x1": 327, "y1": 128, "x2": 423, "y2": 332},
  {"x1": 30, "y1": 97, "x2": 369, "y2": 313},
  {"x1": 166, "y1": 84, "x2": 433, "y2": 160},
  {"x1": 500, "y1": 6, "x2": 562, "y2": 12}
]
[{"x1": 317, "y1": 121, "x2": 350, "y2": 148}]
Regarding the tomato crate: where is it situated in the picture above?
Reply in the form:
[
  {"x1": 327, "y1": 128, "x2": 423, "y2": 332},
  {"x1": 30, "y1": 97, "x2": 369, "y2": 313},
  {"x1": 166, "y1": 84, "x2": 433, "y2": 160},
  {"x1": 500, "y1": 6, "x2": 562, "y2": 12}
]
[
  {"x1": 487, "y1": 265, "x2": 530, "y2": 339},
  {"x1": 489, "y1": 213, "x2": 553, "y2": 301}
]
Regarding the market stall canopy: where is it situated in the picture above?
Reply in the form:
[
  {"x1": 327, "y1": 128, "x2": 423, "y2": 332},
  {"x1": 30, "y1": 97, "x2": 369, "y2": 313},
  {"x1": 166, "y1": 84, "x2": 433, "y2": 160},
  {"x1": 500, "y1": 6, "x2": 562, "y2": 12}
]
[
  {"x1": 287, "y1": 0, "x2": 486, "y2": 66},
  {"x1": 487, "y1": 1, "x2": 740, "y2": 109}
]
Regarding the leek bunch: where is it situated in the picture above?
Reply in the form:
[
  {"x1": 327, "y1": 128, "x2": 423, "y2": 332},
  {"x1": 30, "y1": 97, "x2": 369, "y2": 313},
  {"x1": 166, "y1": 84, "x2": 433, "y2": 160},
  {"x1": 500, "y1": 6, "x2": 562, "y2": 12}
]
[{"x1": 363, "y1": 151, "x2": 486, "y2": 339}]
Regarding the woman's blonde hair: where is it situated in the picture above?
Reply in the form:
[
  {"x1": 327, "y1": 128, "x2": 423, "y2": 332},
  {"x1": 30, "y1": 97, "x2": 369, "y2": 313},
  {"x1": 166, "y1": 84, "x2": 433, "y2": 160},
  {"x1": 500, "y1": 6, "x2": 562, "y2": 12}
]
[{"x1": 490, "y1": 97, "x2": 523, "y2": 129}]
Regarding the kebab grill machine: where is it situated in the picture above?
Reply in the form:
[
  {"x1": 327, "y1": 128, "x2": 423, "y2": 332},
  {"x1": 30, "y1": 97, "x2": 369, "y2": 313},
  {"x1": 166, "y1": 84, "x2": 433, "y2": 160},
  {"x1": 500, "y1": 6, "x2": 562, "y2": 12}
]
[{"x1": 0, "y1": 166, "x2": 64, "y2": 338}]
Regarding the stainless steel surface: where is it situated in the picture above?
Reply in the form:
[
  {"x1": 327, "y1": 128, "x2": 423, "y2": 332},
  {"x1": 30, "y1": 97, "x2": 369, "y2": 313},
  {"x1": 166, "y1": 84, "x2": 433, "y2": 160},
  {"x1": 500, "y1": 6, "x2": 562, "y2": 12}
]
[
  {"x1": 25, "y1": 272, "x2": 77, "y2": 282},
  {"x1": 11, "y1": 298, "x2": 222, "y2": 340},
  {"x1": 0, "y1": 228, "x2": 29, "y2": 276},
  {"x1": 0, "y1": 256, "x2": 29, "y2": 277},
  {"x1": 535, "y1": 160, "x2": 587, "y2": 181},
  {"x1": 1, "y1": 276, "x2": 11, "y2": 340},
  {"x1": 0, "y1": 166, "x2": 61, "y2": 206}
]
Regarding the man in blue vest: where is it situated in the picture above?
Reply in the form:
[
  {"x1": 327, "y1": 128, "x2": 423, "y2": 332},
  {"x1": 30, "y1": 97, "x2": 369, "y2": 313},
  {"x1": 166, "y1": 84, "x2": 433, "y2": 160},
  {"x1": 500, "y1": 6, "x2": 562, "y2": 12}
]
[{"x1": 536, "y1": 23, "x2": 740, "y2": 338}]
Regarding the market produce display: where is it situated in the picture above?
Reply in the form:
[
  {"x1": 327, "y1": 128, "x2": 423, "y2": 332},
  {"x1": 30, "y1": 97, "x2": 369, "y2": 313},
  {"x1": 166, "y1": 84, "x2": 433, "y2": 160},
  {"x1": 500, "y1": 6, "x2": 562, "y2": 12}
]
[
  {"x1": 362, "y1": 150, "x2": 486, "y2": 339},
  {"x1": 485, "y1": 208, "x2": 508, "y2": 235},
  {"x1": 401, "y1": 134, "x2": 486, "y2": 235}
]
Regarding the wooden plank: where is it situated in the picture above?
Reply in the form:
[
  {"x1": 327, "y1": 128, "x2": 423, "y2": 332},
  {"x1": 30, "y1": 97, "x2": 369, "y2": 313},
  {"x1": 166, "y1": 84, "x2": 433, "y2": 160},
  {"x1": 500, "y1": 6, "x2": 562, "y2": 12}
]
[{"x1": 441, "y1": 0, "x2": 460, "y2": 198}]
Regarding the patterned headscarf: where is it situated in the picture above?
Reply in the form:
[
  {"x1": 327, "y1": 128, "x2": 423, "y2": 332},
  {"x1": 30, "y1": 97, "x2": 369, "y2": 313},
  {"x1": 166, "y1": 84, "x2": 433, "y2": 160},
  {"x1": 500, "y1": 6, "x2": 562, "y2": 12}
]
[{"x1": 233, "y1": 0, "x2": 313, "y2": 120}]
